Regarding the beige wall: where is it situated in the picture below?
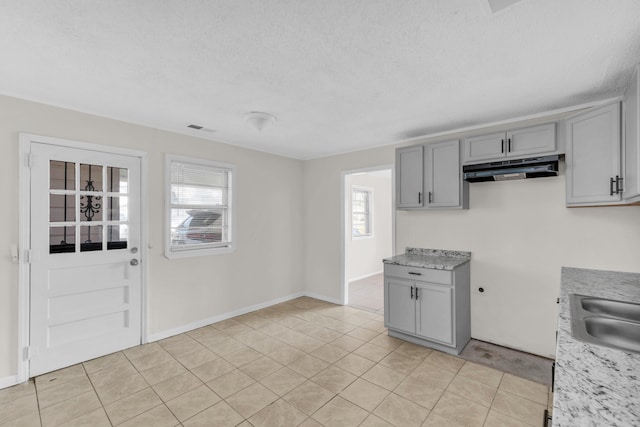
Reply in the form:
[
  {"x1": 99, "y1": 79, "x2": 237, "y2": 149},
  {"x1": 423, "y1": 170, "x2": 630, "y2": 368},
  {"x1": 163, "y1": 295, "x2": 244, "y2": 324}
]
[
  {"x1": 304, "y1": 135, "x2": 640, "y2": 358},
  {"x1": 345, "y1": 171, "x2": 393, "y2": 282},
  {"x1": 304, "y1": 148, "x2": 396, "y2": 304},
  {"x1": 0, "y1": 95, "x2": 304, "y2": 379},
  {"x1": 3, "y1": 93, "x2": 640, "y2": 380}
]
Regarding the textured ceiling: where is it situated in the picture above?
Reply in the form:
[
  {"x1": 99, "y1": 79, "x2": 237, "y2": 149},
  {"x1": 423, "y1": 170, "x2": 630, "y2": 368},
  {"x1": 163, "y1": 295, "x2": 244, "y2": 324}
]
[{"x1": 1, "y1": 0, "x2": 639, "y2": 159}]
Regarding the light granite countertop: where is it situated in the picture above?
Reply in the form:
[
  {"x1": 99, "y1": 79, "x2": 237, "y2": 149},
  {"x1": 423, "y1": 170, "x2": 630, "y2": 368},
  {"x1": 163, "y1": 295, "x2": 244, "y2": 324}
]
[
  {"x1": 554, "y1": 267, "x2": 640, "y2": 427},
  {"x1": 383, "y1": 247, "x2": 471, "y2": 271}
]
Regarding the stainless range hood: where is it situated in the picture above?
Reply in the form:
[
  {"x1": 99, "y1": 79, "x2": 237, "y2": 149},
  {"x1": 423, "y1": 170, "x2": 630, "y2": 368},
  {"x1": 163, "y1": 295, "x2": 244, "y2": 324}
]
[{"x1": 463, "y1": 155, "x2": 560, "y2": 182}]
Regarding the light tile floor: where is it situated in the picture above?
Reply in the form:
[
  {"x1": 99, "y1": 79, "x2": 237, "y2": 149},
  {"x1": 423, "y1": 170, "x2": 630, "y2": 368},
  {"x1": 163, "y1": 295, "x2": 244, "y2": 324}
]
[
  {"x1": 0, "y1": 297, "x2": 552, "y2": 427},
  {"x1": 348, "y1": 274, "x2": 384, "y2": 314}
]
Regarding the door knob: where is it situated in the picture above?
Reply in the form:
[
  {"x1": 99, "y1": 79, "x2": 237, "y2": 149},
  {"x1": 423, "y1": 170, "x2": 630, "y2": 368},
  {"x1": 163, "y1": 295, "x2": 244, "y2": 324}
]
[{"x1": 130, "y1": 259, "x2": 139, "y2": 266}]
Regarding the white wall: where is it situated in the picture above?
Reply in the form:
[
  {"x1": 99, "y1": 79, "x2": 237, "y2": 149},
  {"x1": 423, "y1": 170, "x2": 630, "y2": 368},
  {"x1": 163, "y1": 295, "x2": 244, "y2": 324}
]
[
  {"x1": 304, "y1": 131, "x2": 640, "y2": 358},
  {"x1": 345, "y1": 171, "x2": 393, "y2": 282},
  {"x1": 0, "y1": 95, "x2": 305, "y2": 380}
]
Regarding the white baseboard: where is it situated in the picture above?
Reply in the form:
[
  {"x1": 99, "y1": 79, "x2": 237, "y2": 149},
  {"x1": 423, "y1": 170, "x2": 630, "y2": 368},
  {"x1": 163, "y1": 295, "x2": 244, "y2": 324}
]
[
  {"x1": 147, "y1": 291, "x2": 306, "y2": 343},
  {"x1": 347, "y1": 270, "x2": 383, "y2": 283},
  {"x1": 0, "y1": 375, "x2": 19, "y2": 390},
  {"x1": 303, "y1": 291, "x2": 342, "y2": 305}
]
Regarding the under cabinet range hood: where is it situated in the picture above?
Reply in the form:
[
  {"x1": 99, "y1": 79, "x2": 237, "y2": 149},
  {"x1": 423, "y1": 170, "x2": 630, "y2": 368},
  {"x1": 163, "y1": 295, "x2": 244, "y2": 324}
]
[{"x1": 463, "y1": 155, "x2": 560, "y2": 182}]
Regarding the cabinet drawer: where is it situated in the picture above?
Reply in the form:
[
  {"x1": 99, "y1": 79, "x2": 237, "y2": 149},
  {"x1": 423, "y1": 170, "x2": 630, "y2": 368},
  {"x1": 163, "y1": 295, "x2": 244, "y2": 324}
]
[{"x1": 384, "y1": 264, "x2": 452, "y2": 285}]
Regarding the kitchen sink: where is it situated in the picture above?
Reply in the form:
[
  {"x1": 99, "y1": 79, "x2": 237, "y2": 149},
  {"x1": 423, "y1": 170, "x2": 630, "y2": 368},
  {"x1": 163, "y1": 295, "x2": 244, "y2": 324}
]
[
  {"x1": 583, "y1": 317, "x2": 640, "y2": 353},
  {"x1": 570, "y1": 294, "x2": 640, "y2": 355},
  {"x1": 580, "y1": 297, "x2": 640, "y2": 322}
]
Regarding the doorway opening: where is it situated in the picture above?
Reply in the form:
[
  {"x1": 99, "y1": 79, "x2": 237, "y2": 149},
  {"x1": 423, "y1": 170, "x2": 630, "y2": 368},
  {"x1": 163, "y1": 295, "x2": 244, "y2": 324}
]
[{"x1": 342, "y1": 167, "x2": 394, "y2": 314}]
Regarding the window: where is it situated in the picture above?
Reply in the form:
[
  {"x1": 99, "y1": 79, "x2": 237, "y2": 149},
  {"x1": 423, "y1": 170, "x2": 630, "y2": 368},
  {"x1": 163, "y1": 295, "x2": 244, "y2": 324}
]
[
  {"x1": 166, "y1": 155, "x2": 235, "y2": 258},
  {"x1": 352, "y1": 187, "x2": 372, "y2": 238}
]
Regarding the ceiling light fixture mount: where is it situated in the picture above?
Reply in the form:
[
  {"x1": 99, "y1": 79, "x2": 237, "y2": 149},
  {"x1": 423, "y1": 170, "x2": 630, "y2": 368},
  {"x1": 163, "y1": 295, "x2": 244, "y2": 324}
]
[{"x1": 244, "y1": 112, "x2": 276, "y2": 132}]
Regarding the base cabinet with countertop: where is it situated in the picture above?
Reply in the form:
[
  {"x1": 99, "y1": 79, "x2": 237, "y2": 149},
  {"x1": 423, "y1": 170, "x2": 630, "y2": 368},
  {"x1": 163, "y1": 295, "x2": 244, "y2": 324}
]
[{"x1": 383, "y1": 248, "x2": 471, "y2": 355}]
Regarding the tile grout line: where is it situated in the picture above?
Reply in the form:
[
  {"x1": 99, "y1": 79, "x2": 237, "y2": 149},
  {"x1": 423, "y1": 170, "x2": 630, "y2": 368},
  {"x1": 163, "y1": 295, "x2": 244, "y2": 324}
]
[{"x1": 16, "y1": 298, "x2": 549, "y2": 427}]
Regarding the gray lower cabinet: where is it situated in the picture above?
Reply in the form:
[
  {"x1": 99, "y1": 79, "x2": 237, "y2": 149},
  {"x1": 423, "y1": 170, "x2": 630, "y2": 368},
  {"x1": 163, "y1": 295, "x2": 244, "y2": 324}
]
[{"x1": 384, "y1": 263, "x2": 470, "y2": 355}]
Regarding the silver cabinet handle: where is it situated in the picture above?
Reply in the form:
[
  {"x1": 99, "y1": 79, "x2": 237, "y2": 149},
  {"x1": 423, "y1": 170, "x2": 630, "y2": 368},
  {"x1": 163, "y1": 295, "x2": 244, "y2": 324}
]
[
  {"x1": 130, "y1": 259, "x2": 139, "y2": 266},
  {"x1": 131, "y1": 247, "x2": 138, "y2": 254}
]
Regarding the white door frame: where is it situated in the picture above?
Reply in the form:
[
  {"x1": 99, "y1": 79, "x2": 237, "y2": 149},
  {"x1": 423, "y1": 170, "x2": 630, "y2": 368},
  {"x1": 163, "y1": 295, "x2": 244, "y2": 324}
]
[
  {"x1": 17, "y1": 133, "x2": 149, "y2": 383},
  {"x1": 340, "y1": 164, "x2": 396, "y2": 306}
]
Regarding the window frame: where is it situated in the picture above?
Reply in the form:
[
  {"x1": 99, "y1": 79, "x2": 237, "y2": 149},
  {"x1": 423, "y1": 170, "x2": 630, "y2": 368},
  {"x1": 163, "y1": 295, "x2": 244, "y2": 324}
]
[
  {"x1": 351, "y1": 186, "x2": 373, "y2": 239},
  {"x1": 164, "y1": 154, "x2": 236, "y2": 259}
]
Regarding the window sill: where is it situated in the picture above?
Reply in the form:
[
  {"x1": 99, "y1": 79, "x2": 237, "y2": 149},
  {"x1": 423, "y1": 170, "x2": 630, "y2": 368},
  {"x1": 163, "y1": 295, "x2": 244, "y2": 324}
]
[
  {"x1": 165, "y1": 244, "x2": 235, "y2": 259},
  {"x1": 352, "y1": 235, "x2": 374, "y2": 240}
]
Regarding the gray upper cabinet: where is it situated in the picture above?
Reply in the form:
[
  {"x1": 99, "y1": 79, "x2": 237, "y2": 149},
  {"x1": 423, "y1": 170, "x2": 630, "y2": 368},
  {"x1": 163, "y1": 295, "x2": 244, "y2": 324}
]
[
  {"x1": 462, "y1": 123, "x2": 557, "y2": 164},
  {"x1": 507, "y1": 124, "x2": 557, "y2": 157},
  {"x1": 425, "y1": 140, "x2": 466, "y2": 208},
  {"x1": 624, "y1": 65, "x2": 640, "y2": 203},
  {"x1": 397, "y1": 140, "x2": 467, "y2": 210},
  {"x1": 462, "y1": 132, "x2": 505, "y2": 163},
  {"x1": 396, "y1": 145, "x2": 424, "y2": 208},
  {"x1": 566, "y1": 102, "x2": 622, "y2": 206}
]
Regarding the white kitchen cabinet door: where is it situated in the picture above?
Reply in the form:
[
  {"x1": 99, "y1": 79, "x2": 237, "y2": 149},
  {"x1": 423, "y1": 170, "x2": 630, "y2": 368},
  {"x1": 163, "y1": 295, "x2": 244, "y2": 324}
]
[
  {"x1": 624, "y1": 65, "x2": 640, "y2": 202},
  {"x1": 566, "y1": 102, "x2": 622, "y2": 206},
  {"x1": 464, "y1": 124, "x2": 558, "y2": 164},
  {"x1": 425, "y1": 140, "x2": 461, "y2": 208},
  {"x1": 507, "y1": 124, "x2": 556, "y2": 158},
  {"x1": 463, "y1": 132, "x2": 506, "y2": 163},
  {"x1": 396, "y1": 145, "x2": 424, "y2": 208},
  {"x1": 385, "y1": 277, "x2": 415, "y2": 333},
  {"x1": 415, "y1": 283, "x2": 453, "y2": 345}
]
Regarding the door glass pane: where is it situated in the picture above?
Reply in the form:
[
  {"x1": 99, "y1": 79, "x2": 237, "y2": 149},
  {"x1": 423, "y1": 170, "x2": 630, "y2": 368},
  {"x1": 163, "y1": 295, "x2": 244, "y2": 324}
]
[
  {"x1": 108, "y1": 197, "x2": 128, "y2": 221},
  {"x1": 80, "y1": 164, "x2": 103, "y2": 192},
  {"x1": 50, "y1": 194, "x2": 76, "y2": 222},
  {"x1": 49, "y1": 226, "x2": 75, "y2": 253},
  {"x1": 50, "y1": 161, "x2": 75, "y2": 190},
  {"x1": 80, "y1": 195, "x2": 103, "y2": 222},
  {"x1": 80, "y1": 225, "x2": 103, "y2": 252},
  {"x1": 107, "y1": 167, "x2": 128, "y2": 193},
  {"x1": 107, "y1": 225, "x2": 128, "y2": 250}
]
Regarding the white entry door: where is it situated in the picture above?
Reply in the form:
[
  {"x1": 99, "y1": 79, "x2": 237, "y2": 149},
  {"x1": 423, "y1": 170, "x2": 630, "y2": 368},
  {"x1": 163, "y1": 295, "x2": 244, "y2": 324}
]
[{"x1": 29, "y1": 141, "x2": 142, "y2": 376}]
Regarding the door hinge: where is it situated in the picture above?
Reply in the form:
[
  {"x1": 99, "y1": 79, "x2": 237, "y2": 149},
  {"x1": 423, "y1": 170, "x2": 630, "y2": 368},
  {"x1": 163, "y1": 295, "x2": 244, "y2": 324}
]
[
  {"x1": 26, "y1": 153, "x2": 33, "y2": 168},
  {"x1": 24, "y1": 249, "x2": 32, "y2": 264}
]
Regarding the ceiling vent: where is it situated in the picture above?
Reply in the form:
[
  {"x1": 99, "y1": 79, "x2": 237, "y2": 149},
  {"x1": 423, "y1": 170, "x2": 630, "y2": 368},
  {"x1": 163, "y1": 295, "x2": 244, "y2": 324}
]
[{"x1": 187, "y1": 124, "x2": 215, "y2": 133}]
